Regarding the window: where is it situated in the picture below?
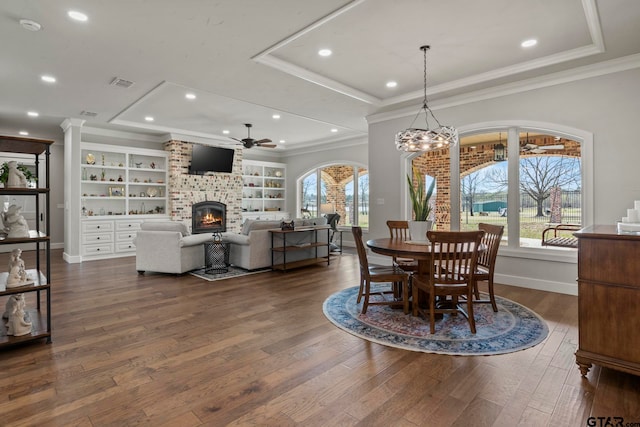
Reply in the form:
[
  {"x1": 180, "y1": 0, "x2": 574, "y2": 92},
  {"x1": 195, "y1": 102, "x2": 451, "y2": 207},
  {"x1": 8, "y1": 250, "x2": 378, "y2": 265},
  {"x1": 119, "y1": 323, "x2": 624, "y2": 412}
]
[
  {"x1": 298, "y1": 164, "x2": 369, "y2": 228},
  {"x1": 457, "y1": 129, "x2": 582, "y2": 249}
]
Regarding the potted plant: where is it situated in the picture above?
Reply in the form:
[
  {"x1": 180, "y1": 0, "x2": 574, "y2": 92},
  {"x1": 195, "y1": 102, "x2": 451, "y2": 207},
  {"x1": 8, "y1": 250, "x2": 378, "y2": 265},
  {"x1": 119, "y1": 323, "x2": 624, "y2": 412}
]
[
  {"x1": 406, "y1": 169, "x2": 435, "y2": 241},
  {"x1": 0, "y1": 161, "x2": 37, "y2": 188}
]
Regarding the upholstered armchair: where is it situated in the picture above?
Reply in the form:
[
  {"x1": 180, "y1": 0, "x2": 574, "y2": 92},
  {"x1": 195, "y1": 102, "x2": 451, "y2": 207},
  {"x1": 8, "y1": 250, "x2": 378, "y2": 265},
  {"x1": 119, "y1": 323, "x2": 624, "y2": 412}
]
[{"x1": 134, "y1": 221, "x2": 213, "y2": 274}]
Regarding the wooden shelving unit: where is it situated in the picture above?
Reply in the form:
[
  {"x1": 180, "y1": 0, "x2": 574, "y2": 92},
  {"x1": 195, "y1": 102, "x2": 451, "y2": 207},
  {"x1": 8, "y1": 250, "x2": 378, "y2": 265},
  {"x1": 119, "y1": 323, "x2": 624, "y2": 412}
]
[{"x1": 0, "y1": 135, "x2": 53, "y2": 347}]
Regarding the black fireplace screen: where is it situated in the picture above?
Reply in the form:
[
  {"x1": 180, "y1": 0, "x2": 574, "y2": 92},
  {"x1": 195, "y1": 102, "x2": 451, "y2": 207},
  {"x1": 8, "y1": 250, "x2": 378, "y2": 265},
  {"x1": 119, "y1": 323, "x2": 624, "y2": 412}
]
[{"x1": 192, "y1": 201, "x2": 226, "y2": 234}]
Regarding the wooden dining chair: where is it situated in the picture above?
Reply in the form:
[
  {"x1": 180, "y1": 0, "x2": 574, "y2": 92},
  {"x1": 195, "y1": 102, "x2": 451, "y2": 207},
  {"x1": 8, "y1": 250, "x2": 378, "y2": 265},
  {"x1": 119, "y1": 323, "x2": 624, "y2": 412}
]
[
  {"x1": 352, "y1": 226, "x2": 410, "y2": 314},
  {"x1": 385, "y1": 220, "x2": 419, "y2": 273},
  {"x1": 469, "y1": 223, "x2": 504, "y2": 312},
  {"x1": 411, "y1": 230, "x2": 485, "y2": 334}
]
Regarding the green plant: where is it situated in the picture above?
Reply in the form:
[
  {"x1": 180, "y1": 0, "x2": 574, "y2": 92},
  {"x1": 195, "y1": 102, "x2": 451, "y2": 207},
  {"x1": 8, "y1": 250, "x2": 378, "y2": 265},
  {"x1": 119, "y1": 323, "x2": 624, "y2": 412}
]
[
  {"x1": 406, "y1": 169, "x2": 435, "y2": 221},
  {"x1": 0, "y1": 162, "x2": 37, "y2": 184}
]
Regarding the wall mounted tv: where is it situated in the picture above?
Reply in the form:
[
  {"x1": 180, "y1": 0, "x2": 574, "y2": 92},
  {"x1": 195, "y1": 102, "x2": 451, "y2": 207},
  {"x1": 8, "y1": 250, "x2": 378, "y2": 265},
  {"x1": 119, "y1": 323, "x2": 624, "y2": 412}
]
[{"x1": 189, "y1": 144, "x2": 235, "y2": 174}]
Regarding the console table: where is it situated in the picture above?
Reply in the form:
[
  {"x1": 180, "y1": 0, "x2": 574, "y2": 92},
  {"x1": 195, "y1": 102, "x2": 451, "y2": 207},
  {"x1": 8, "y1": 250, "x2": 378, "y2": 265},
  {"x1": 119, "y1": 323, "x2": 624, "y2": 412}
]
[
  {"x1": 574, "y1": 225, "x2": 640, "y2": 377},
  {"x1": 270, "y1": 226, "x2": 330, "y2": 271}
]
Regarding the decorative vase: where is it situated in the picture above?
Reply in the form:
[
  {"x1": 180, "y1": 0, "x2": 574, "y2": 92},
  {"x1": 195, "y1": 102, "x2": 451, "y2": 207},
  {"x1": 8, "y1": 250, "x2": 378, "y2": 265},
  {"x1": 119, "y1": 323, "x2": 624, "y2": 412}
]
[{"x1": 408, "y1": 220, "x2": 432, "y2": 242}]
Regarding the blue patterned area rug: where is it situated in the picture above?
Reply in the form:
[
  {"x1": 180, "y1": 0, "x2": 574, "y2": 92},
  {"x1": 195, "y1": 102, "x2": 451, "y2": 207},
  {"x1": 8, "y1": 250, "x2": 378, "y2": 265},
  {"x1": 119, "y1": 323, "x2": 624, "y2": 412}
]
[
  {"x1": 323, "y1": 285, "x2": 549, "y2": 356},
  {"x1": 190, "y1": 266, "x2": 270, "y2": 282}
]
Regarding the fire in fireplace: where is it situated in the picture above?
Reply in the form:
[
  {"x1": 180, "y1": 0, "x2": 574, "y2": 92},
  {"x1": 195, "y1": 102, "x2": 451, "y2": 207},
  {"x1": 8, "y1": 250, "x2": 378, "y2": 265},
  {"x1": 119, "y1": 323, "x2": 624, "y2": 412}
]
[{"x1": 192, "y1": 201, "x2": 226, "y2": 234}]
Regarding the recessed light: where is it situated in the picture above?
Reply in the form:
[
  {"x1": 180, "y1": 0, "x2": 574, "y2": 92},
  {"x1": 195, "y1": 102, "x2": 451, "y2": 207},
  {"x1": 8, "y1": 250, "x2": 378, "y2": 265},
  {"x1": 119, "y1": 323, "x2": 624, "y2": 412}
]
[
  {"x1": 41, "y1": 75, "x2": 56, "y2": 83},
  {"x1": 330, "y1": 128, "x2": 338, "y2": 133},
  {"x1": 318, "y1": 49, "x2": 332, "y2": 57},
  {"x1": 386, "y1": 81, "x2": 397, "y2": 88},
  {"x1": 272, "y1": 114, "x2": 280, "y2": 119},
  {"x1": 521, "y1": 39, "x2": 537, "y2": 48},
  {"x1": 185, "y1": 93, "x2": 196, "y2": 100},
  {"x1": 68, "y1": 10, "x2": 88, "y2": 22},
  {"x1": 279, "y1": 140, "x2": 286, "y2": 144},
  {"x1": 222, "y1": 130, "x2": 230, "y2": 134},
  {"x1": 144, "y1": 116, "x2": 154, "y2": 122},
  {"x1": 19, "y1": 131, "x2": 29, "y2": 136},
  {"x1": 19, "y1": 19, "x2": 42, "y2": 32},
  {"x1": 27, "y1": 111, "x2": 39, "y2": 117}
]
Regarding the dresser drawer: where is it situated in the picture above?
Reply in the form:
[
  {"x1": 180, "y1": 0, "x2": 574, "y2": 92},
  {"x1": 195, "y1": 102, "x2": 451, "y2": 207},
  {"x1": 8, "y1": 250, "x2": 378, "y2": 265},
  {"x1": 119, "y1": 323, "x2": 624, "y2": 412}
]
[
  {"x1": 115, "y1": 241, "x2": 136, "y2": 252},
  {"x1": 82, "y1": 220, "x2": 114, "y2": 233},
  {"x1": 116, "y1": 230, "x2": 137, "y2": 242},
  {"x1": 82, "y1": 243, "x2": 114, "y2": 256},
  {"x1": 116, "y1": 220, "x2": 143, "y2": 231},
  {"x1": 82, "y1": 232, "x2": 113, "y2": 244}
]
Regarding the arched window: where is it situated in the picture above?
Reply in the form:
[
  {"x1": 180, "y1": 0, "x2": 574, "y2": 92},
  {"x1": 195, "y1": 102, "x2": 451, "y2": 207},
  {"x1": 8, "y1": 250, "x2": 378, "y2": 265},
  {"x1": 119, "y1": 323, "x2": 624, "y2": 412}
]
[
  {"x1": 407, "y1": 122, "x2": 592, "y2": 257},
  {"x1": 298, "y1": 163, "x2": 369, "y2": 228}
]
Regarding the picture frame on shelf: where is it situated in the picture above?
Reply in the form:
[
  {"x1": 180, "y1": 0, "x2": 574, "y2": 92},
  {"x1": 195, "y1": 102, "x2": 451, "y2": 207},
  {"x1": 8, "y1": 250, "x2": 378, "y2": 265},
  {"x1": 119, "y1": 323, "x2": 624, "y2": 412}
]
[{"x1": 109, "y1": 186, "x2": 124, "y2": 197}]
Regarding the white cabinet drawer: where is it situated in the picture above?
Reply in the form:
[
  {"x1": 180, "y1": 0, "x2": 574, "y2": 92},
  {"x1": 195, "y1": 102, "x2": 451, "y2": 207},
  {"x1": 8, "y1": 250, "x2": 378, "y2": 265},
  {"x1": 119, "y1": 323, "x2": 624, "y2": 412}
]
[
  {"x1": 82, "y1": 243, "x2": 114, "y2": 256},
  {"x1": 82, "y1": 221, "x2": 114, "y2": 233},
  {"x1": 116, "y1": 220, "x2": 142, "y2": 230},
  {"x1": 82, "y1": 232, "x2": 113, "y2": 244},
  {"x1": 115, "y1": 241, "x2": 136, "y2": 252},
  {"x1": 116, "y1": 231, "x2": 137, "y2": 242}
]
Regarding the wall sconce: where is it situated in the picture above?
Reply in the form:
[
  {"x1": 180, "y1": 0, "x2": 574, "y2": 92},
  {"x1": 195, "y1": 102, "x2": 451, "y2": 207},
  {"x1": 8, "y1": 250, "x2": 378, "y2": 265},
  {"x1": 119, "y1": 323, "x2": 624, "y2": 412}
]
[{"x1": 494, "y1": 133, "x2": 506, "y2": 162}]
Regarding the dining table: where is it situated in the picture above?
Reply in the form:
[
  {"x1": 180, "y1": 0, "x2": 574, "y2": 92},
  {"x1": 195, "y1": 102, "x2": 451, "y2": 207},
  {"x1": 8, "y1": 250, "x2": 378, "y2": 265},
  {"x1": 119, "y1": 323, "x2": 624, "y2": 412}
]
[
  {"x1": 366, "y1": 237, "x2": 486, "y2": 276},
  {"x1": 366, "y1": 236, "x2": 486, "y2": 315}
]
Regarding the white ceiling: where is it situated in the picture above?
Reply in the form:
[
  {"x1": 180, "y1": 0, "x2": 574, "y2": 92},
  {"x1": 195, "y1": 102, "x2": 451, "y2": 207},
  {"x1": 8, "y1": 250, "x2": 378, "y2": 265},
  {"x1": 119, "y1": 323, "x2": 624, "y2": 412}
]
[{"x1": 1, "y1": 0, "x2": 639, "y2": 150}]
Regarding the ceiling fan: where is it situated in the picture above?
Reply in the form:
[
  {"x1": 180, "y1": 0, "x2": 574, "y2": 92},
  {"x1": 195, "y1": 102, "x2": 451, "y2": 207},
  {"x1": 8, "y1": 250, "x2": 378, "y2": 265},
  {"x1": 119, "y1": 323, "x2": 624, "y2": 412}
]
[
  {"x1": 520, "y1": 134, "x2": 564, "y2": 154},
  {"x1": 231, "y1": 123, "x2": 276, "y2": 149}
]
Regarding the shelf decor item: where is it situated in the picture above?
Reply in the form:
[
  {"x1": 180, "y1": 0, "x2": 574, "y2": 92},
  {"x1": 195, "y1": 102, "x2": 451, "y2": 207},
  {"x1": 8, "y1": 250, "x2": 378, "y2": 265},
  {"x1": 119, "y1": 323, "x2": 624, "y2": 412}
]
[
  {"x1": 406, "y1": 168, "x2": 435, "y2": 242},
  {"x1": 2, "y1": 205, "x2": 30, "y2": 238},
  {"x1": 0, "y1": 161, "x2": 35, "y2": 188},
  {"x1": 86, "y1": 153, "x2": 95, "y2": 164}
]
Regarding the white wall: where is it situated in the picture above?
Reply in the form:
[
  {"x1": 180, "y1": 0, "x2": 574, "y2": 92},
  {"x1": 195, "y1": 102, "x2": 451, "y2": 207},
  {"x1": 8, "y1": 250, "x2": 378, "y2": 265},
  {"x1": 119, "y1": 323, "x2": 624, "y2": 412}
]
[{"x1": 367, "y1": 68, "x2": 640, "y2": 294}]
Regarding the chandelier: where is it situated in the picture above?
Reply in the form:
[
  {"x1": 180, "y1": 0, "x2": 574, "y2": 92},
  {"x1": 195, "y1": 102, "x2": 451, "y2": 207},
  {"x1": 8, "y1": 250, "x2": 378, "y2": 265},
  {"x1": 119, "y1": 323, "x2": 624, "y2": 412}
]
[{"x1": 395, "y1": 45, "x2": 458, "y2": 152}]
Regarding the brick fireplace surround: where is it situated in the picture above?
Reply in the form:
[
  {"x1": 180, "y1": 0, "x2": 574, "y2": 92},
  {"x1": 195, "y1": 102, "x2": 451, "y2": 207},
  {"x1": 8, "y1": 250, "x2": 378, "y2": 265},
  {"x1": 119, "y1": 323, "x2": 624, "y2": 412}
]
[{"x1": 164, "y1": 140, "x2": 243, "y2": 233}]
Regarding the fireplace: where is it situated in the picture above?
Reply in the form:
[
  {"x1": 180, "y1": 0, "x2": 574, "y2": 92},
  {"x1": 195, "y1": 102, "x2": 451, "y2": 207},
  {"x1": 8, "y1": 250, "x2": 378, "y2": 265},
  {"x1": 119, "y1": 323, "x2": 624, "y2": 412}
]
[{"x1": 192, "y1": 201, "x2": 226, "y2": 234}]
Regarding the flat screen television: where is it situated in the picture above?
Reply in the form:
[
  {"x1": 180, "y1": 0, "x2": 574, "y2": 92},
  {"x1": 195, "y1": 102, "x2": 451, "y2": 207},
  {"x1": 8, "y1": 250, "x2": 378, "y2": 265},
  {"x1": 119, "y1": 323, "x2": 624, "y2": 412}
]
[{"x1": 189, "y1": 144, "x2": 235, "y2": 174}]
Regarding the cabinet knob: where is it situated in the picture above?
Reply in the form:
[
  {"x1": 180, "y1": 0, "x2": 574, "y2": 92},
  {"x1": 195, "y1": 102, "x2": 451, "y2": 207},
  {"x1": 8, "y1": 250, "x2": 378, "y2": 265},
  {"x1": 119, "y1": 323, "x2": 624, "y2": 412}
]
[
  {"x1": 96, "y1": 248, "x2": 100, "y2": 251},
  {"x1": 97, "y1": 226, "x2": 100, "y2": 229},
  {"x1": 128, "y1": 224, "x2": 132, "y2": 227},
  {"x1": 97, "y1": 237, "x2": 100, "y2": 240},
  {"x1": 128, "y1": 234, "x2": 132, "y2": 238}
]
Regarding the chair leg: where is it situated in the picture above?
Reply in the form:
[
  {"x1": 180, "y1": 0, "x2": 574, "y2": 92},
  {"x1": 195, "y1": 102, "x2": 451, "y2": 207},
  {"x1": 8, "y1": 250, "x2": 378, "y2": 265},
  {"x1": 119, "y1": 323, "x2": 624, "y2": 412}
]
[
  {"x1": 357, "y1": 274, "x2": 364, "y2": 303},
  {"x1": 429, "y1": 290, "x2": 436, "y2": 334},
  {"x1": 362, "y1": 279, "x2": 370, "y2": 314},
  {"x1": 488, "y1": 278, "x2": 498, "y2": 312},
  {"x1": 467, "y1": 289, "x2": 476, "y2": 334},
  {"x1": 473, "y1": 280, "x2": 481, "y2": 300},
  {"x1": 412, "y1": 285, "x2": 420, "y2": 316},
  {"x1": 402, "y1": 278, "x2": 409, "y2": 315}
]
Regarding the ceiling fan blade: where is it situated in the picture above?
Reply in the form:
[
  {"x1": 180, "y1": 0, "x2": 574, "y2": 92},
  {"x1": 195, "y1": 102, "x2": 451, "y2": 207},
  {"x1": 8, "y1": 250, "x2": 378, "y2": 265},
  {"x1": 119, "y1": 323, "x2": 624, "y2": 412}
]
[
  {"x1": 523, "y1": 143, "x2": 538, "y2": 150},
  {"x1": 254, "y1": 138, "x2": 272, "y2": 144},
  {"x1": 230, "y1": 137, "x2": 243, "y2": 143},
  {"x1": 257, "y1": 143, "x2": 277, "y2": 148},
  {"x1": 542, "y1": 144, "x2": 565, "y2": 150}
]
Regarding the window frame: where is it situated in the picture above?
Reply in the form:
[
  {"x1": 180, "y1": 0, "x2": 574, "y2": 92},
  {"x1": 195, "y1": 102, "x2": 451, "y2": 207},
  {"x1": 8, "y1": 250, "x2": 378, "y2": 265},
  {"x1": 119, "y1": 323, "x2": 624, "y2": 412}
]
[
  {"x1": 404, "y1": 120, "x2": 593, "y2": 263},
  {"x1": 296, "y1": 162, "x2": 369, "y2": 229}
]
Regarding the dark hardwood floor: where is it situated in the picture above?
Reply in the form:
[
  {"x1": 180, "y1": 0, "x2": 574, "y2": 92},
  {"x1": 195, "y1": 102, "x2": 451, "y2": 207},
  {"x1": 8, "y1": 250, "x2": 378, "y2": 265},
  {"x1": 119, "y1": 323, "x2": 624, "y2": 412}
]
[{"x1": 1, "y1": 249, "x2": 639, "y2": 426}]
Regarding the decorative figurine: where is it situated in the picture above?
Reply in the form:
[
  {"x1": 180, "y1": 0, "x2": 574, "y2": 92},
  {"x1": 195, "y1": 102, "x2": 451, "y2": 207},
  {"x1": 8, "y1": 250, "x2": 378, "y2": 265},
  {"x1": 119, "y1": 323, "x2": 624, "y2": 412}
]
[
  {"x1": 6, "y1": 161, "x2": 28, "y2": 188},
  {"x1": 3, "y1": 293, "x2": 24, "y2": 318},
  {"x1": 6, "y1": 293, "x2": 32, "y2": 336},
  {"x1": 6, "y1": 248, "x2": 31, "y2": 288},
  {"x1": 2, "y1": 204, "x2": 29, "y2": 238}
]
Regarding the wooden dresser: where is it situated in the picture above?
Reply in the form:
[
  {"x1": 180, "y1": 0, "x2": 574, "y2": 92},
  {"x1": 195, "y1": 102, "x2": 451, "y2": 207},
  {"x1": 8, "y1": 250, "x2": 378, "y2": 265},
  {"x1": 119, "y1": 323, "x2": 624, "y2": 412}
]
[{"x1": 574, "y1": 225, "x2": 640, "y2": 377}]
